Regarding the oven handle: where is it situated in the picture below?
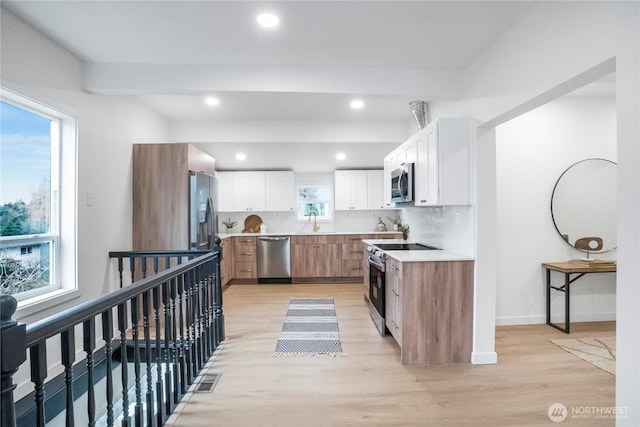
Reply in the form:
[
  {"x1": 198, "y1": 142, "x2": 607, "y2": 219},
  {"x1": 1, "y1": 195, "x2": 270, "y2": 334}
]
[{"x1": 368, "y1": 255, "x2": 386, "y2": 272}]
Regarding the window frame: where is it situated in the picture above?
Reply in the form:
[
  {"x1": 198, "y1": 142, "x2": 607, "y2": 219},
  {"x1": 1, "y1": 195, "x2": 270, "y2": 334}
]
[{"x1": 1, "y1": 87, "x2": 78, "y2": 311}]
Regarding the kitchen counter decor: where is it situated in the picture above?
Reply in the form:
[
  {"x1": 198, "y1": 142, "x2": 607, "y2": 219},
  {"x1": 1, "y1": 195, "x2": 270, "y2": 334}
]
[{"x1": 274, "y1": 298, "x2": 344, "y2": 357}]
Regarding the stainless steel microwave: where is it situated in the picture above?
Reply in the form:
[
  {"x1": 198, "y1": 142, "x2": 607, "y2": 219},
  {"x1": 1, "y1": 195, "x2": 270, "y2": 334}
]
[{"x1": 390, "y1": 163, "x2": 414, "y2": 204}]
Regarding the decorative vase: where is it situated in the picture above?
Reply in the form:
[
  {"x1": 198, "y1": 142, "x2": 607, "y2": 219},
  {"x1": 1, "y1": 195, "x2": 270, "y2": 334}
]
[{"x1": 409, "y1": 101, "x2": 430, "y2": 130}]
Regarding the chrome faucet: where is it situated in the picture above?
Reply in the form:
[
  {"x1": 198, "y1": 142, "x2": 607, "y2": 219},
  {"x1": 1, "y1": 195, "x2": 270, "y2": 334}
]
[{"x1": 308, "y1": 212, "x2": 320, "y2": 232}]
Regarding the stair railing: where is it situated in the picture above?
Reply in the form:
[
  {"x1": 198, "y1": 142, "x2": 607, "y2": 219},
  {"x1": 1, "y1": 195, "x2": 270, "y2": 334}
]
[{"x1": 1, "y1": 246, "x2": 223, "y2": 427}]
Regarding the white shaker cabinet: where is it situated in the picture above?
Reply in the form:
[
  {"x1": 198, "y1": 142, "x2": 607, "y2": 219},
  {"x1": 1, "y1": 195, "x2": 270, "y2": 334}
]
[
  {"x1": 334, "y1": 170, "x2": 368, "y2": 210},
  {"x1": 366, "y1": 170, "x2": 385, "y2": 210},
  {"x1": 216, "y1": 171, "x2": 266, "y2": 212},
  {"x1": 216, "y1": 172, "x2": 234, "y2": 212},
  {"x1": 266, "y1": 171, "x2": 295, "y2": 211},
  {"x1": 383, "y1": 155, "x2": 396, "y2": 208},
  {"x1": 414, "y1": 118, "x2": 472, "y2": 206}
]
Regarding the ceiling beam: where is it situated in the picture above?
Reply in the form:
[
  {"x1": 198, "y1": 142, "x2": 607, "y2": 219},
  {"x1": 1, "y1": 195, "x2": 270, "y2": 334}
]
[{"x1": 82, "y1": 63, "x2": 462, "y2": 98}]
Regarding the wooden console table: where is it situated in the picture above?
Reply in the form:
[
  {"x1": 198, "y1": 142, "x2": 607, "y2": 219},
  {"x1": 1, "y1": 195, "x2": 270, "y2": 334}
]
[{"x1": 542, "y1": 260, "x2": 616, "y2": 334}]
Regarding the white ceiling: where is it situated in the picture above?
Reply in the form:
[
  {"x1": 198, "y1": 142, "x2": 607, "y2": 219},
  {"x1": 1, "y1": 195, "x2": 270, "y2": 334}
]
[{"x1": 3, "y1": 0, "x2": 540, "y2": 122}]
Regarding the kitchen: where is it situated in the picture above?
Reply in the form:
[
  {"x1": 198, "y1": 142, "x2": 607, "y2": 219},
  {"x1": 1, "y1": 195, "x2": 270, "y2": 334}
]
[{"x1": 1, "y1": 1, "x2": 638, "y2": 424}]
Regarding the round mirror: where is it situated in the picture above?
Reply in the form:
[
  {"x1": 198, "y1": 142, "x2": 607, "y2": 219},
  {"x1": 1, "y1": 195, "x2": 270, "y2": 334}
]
[{"x1": 551, "y1": 158, "x2": 617, "y2": 253}]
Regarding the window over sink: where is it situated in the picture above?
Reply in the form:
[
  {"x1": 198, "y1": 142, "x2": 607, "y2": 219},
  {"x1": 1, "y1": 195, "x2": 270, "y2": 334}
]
[{"x1": 296, "y1": 185, "x2": 333, "y2": 222}]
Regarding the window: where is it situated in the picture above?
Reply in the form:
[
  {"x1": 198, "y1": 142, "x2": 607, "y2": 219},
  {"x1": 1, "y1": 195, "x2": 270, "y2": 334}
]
[
  {"x1": 296, "y1": 185, "x2": 333, "y2": 221},
  {"x1": 1, "y1": 88, "x2": 77, "y2": 304}
]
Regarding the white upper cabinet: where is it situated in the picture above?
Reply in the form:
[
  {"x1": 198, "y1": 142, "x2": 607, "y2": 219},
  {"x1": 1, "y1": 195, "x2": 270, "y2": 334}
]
[
  {"x1": 335, "y1": 170, "x2": 368, "y2": 210},
  {"x1": 366, "y1": 170, "x2": 385, "y2": 210},
  {"x1": 414, "y1": 118, "x2": 472, "y2": 206},
  {"x1": 335, "y1": 170, "x2": 384, "y2": 211},
  {"x1": 265, "y1": 171, "x2": 295, "y2": 211},
  {"x1": 235, "y1": 172, "x2": 266, "y2": 211},
  {"x1": 216, "y1": 172, "x2": 234, "y2": 212},
  {"x1": 383, "y1": 154, "x2": 396, "y2": 208},
  {"x1": 217, "y1": 171, "x2": 267, "y2": 212}
]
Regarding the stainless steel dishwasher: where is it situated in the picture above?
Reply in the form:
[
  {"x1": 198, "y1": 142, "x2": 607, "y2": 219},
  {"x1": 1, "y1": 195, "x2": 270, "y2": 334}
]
[{"x1": 257, "y1": 235, "x2": 291, "y2": 284}]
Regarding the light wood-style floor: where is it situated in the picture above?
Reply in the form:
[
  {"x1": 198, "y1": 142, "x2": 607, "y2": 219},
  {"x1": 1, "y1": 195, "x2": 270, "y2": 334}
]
[{"x1": 168, "y1": 284, "x2": 615, "y2": 426}]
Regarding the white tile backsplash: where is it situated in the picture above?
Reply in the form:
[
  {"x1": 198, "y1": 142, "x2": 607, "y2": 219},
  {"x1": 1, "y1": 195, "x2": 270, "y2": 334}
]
[
  {"x1": 218, "y1": 209, "x2": 401, "y2": 234},
  {"x1": 401, "y1": 205, "x2": 475, "y2": 256},
  {"x1": 218, "y1": 206, "x2": 475, "y2": 257}
]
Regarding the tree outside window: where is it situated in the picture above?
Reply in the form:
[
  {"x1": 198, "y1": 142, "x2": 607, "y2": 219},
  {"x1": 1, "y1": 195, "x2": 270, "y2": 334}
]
[
  {"x1": 0, "y1": 100, "x2": 54, "y2": 296},
  {"x1": 297, "y1": 185, "x2": 332, "y2": 221}
]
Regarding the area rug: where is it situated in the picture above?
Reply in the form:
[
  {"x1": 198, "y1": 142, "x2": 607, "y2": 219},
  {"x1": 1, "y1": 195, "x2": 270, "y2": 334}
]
[
  {"x1": 550, "y1": 337, "x2": 616, "y2": 375},
  {"x1": 274, "y1": 298, "x2": 344, "y2": 357}
]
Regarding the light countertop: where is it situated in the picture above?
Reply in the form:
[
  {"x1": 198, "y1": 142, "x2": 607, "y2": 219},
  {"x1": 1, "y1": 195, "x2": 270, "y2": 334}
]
[{"x1": 363, "y1": 239, "x2": 475, "y2": 262}]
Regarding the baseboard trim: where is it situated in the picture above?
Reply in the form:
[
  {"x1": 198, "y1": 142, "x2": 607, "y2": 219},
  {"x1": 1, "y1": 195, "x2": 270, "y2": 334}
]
[
  {"x1": 471, "y1": 351, "x2": 498, "y2": 365},
  {"x1": 495, "y1": 312, "x2": 616, "y2": 326}
]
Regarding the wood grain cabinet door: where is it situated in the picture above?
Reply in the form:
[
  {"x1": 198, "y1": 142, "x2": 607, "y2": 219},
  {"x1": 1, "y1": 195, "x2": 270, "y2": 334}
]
[{"x1": 291, "y1": 243, "x2": 316, "y2": 277}]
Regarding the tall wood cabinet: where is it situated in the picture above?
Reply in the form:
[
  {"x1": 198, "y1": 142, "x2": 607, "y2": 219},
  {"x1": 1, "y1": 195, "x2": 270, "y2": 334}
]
[{"x1": 132, "y1": 143, "x2": 215, "y2": 250}]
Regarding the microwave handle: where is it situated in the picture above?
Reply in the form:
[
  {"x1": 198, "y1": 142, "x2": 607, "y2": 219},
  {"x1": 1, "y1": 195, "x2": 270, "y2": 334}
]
[{"x1": 398, "y1": 170, "x2": 405, "y2": 201}]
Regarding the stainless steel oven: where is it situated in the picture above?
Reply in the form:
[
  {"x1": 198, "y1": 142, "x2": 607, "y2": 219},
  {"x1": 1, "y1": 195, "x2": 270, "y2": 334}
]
[
  {"x1": 367, "y1": 247, "x2": 387, "y2": 335},
  {"x1": 366, "y1": 243, "x2": 441, "y2": 335}
]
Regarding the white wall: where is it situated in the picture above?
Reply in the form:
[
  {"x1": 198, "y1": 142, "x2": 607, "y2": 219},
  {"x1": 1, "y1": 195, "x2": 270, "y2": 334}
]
[
  {"x1": 1, "y1": 9, "x2": 169, "y2": 321},
  {"x1": 1, "y1": 8, "x2": 170, "y2": 399},
  {"x1": 430, "y1": 2, "x2": 638, "y2": 423},
  {"x1": 495, "y1": 96, "x2": 616, "y2": 325}
]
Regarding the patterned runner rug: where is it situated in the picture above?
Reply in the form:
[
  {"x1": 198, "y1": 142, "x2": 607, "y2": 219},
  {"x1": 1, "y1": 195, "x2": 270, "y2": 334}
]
[
  {"x1": 274, "y1": 298, "x2": 344, "y2": 357},
  {"x1": 550, "y1": 336, "x2": 615, "y2": 375}
]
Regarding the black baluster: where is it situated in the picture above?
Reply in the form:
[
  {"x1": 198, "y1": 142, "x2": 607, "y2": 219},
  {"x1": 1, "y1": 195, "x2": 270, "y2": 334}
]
[
  {"x1": 214, "y1": 248, "x2": 225, "y2": 344},
  {"x1": 202, "y1": 272, "x2": 211, "y2": 358},
  {"x1": 117, "y1": 256, "x2": 124, "y2": 288},
  {"x1": 162, "y1": 281, "x2": 172, "y2": 417},
  {"x1": 83, "y1": 318, "x2": 96, "y2": 427},
  {"x1": 117, "y1": 303, "x2": 130, "y2": 427},
  {"x1": 141, "y1": 257, "x2": 147, "y2": 279},
  {"x1": 153, "y1": 257, "x2": 159, "y2": 276},
  {"x1": 170, "y1": 277, "x2": 180, "y2": 403},
  {"x1": 101, "y1": 310, "x2": 114, "y2": 427},
  {"x1": 129, "y1": 257, "x2": 135, "y2": 285},
  {"x1": 193, "y1": 271, "x2": 202, "y2": 372},
  {"x1": 210, "y1": 258, "x2": 218, "y2": 348},
  {"x1": 186, "y1": 270, "x2": 195, "y2": 383},
  {"x1": 130, "y1": 296, "x2": 143, "y2": 427},
  {"x1": 177, "y1": 273, "x2": 188, "y2": 393},
  {"x1": 61, "y1": 328, "x2": 75, "y2": 427},
  {"x1": 29, "y1": 343, "x2": 47, "y2": 427},
  {"x1": 153, "y1": 286, "x2": 163, "y2": 427},
  {"x1": 142, "y1": 291, "x2": 154, "y2": 427}
]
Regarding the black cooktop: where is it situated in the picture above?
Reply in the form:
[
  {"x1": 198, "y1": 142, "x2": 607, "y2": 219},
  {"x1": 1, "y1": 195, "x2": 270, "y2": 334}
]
[{"x1": 374, "y1": 243, "x2": 440, "y2": 251}]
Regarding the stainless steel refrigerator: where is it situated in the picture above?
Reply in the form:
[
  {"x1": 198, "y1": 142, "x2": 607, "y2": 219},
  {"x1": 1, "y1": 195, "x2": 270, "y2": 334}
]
[{"x1": 189, "y1": 172, "x2": 217, "y2": 250}]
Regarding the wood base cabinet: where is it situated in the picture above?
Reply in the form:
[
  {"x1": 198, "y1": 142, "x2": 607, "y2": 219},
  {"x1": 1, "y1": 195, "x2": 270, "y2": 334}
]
[
  {"x1": 386, "y1": 258, "x2": 474, "y2": 365},
  {"x1": 291, "y1": 235, "x2": 342, "y2": 278},
  {"x1": 234, "y1": 236, "x2": 257, "y2": 279},
  {"x1": 220, "y1": 238, "x2": 234, "y2": 286}
]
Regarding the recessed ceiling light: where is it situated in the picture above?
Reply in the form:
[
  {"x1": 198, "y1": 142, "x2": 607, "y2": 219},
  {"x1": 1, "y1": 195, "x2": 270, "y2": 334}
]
[
  {"x1": 336, "y1": 153, "x2": 347, "y2": 161},
  {"x1": 204, "y1": 97, "x2": 219, "y2": 107},
  {"x1": 257, "y1": 13, "x2": 279, "y2": 28},
  {"x1": 350, "y1": 100, "x2": 365, "y2": 110},
  {"x1": 235, "y1": 153, "x2": 247, "y2": 161}
]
